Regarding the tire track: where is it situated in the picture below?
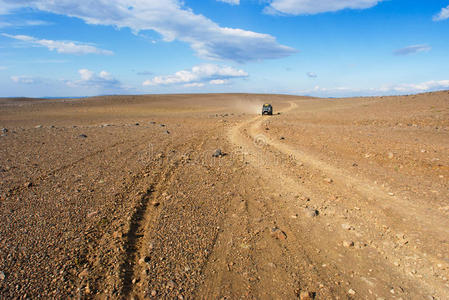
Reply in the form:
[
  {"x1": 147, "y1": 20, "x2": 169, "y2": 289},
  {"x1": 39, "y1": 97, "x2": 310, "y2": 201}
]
[
  {"x1": 227, "y1": 100, "x2": 447, "y2": 299},
  {"x1": 121, "y1": 159, "x2": 182, "y2": 297}
]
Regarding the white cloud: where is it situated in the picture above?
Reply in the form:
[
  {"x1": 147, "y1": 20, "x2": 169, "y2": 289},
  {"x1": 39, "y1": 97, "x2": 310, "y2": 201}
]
[
  {"x1": 0, "y1": 19, "x2": 52, "y2": 28},
  {"x1": 0, "y1": 66, "x2": 7, "y2": 70},
  {"x1": 264, "y1": 0, "x2": 382, "y2": 15},
  {"x1": 210, "y1": 79, "x2": 227, "y2": 85},
  {"x1": 11, "y1": 75, "x2": 39, "y2": 84},
  {"x1": 143, "y1": 64, "x2": 248, "y2": 86},
  {"x1": 2, "y1": 33, "x2": 113, "y2": 55},
  {"x1": 66, "y1": 69, "x2": 123, "y2": 90},
  {"x1": 184, "y1": 82, "x2": 205, "y2": 88},
  {"x1": 0, "y1": 0, "x2": 294, "y2": 62},
  {"x1": 217, "y1": 0, "x2": 240, "y2": 5},
  {"x1": 307, "y1": 72, "x2": 317, "y2": 78},
  {"x1": 393, "y1": 44, "x2": 431, "y2": 56},
  {"x1": 433, "y1": 5, "x2": 449, "y2": 21}
]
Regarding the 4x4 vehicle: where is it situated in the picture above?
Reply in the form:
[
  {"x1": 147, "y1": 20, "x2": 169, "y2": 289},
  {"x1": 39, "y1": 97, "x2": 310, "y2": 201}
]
[{"x1": 262, "y1": 103, "x2": 273, "y2": 115}]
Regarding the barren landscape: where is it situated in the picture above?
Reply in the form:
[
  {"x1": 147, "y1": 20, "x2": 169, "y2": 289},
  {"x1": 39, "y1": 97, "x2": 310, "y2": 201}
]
[{"x1": 0, "y1": 92, "x2": 448, "y2": 299}]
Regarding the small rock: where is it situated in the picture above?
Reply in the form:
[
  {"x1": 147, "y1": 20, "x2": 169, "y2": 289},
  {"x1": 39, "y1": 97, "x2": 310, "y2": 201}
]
[
  {"x1": 165, "y1": 130, "x2": 170, "y2": 134},
  {"x1": 112, "y1": 231, "x2": 122, "y2": 239},
  {"x1": 150, "y1": 121, "x2": 156, "y2": 124},
  {"x1": 151, "y1": 201, "x2": 160, "y2": 207},
  {"x1": 0, "y1": 271, "x2": 5, "y2": 281},
  {"x1": 135, "y1": 123, "x2": 140, "y2": 126},
  {"x1": 299, "y1": 290, "x2": 315, "y2": 300},
  {"x1": 24, "y1": 182, "x2": 33, "y2": 188},
  {"x1": 160, "y1": 124, "x2": 166, "y2": 127},
  {"x1": 348, "y1": 289, "x2": 356, "y2": 295},
  {"x1": 324, "y1": 178, "x2": 333, "y2": 183},
  {"x1": 280, "y1": 136, "x2": 285, "y2": 140},
  {"x1": 305, "y1": 208, "x2": 318, "y2": 218},
  {"x1": 341, "y1": 223, "x2": 354, "y2": 230},
  {"x1": 387, "y1": 152, "x2": 394, "y2": 159},
  {"x1": 212, "y1": 149, "x2": 222, "y2": 157},
  {"x1": 151, "y1": 290, "x2": 157, "y2": 296},
  {"x1": 87, "y1": 210, "x2": 98, "y2": 217},
  {"x1": 343, "y1": 240, "x2": 354, "y2": 248},
  {"x1": 166, "y1": 280, "x2": 176, "y2": 289},
  {"x1": 35, "y1": 125, "x2": 43, "y2": 129},
  {"x1": 1, "y1": 128, "x2": 7, "y2": 133},
  {"x1": 78, "y1": 269, "x2": 89, "y2": 279},
  {"x1": 79, "y1": 134, "x2": 88, "y2": 138},
  {"x1": 270, "y1": 227, "x2": 287, "y2": 240}
]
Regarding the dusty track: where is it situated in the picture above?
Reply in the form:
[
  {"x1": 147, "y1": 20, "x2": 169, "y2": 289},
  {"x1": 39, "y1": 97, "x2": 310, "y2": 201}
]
[{"x1": 0, "y1": 93, "x2": 448, "y2": 299}]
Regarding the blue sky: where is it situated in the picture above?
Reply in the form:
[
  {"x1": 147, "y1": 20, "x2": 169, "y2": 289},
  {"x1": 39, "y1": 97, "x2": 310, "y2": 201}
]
[{"x1": 0, "y1": 0, "x2": 448, "y2": 97}]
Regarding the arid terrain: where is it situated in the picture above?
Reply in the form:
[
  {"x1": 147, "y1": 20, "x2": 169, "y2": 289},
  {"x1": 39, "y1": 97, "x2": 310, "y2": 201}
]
[{"x1": 0, "y1": 92, "x2": 448, "y2": 299}]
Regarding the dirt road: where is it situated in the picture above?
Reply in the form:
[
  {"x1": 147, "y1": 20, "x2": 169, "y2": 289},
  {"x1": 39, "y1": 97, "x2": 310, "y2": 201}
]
[{"x1": 0, "y1": 93, "x2": 448, "y2": 299}]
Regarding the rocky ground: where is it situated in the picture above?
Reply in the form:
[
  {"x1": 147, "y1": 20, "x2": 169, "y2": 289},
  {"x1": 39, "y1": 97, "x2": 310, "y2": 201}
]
[{"x1": 0, "y1": 92, "x2": 448, "y2": 299}]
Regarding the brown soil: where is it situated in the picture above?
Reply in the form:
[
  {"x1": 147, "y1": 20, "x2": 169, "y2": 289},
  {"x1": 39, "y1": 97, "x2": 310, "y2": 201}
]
[{"x1": 0, "y1": 92, "x2": 448, "y2": 299}]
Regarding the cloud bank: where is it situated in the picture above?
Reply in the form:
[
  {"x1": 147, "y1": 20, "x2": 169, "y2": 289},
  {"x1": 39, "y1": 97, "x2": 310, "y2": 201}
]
[
  {"x1": 66, "y1": 69, "x2": 123, "y2": 90},
  {"x1": 3, "y1": 34, "x2": 113, "y2": 55},
  {"x1": 264, "y1": 0, "x2": 382, "y2": 15},
  {"x1": 0, "y1": 0, "x2": 295, "y2": 63},
  {"x1": 143, "y1": 64, "x2": 248, "y2": 87},
  {"x1": 307, "y1": 79, "x2": 449, "y2": 97}
]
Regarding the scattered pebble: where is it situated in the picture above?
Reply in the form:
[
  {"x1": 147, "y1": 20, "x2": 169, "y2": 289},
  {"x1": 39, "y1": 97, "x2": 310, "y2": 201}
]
[
  {"x1": 305, "y1": 208, "x2": 318, "y2": 218},
  {"x1": 348, "y1": 288, "x2": 356, "y2": 295},
  {"x1": 35, "y1": 125, "x2": 43, "y2": 129},
  {"x1": 0, "y1": 271, "x2": 5, "y2": 281},
  {"x1": 299, "y1": 290, "x2": 315, "y2": 299},
  {"x1": 270, "y1": 227, "x2": 287, "y2": 240},
  {"x1": 341, "y1": 223, "x2": 354, "y2": 230},
  {"x1": 324, "y1": 178, "x2": 333, "y2": 183},
  {"x1": 79, "y1": 134, "x2": 88, "y2": 138},
  {"x1": 78, "y1": 269, "x2": 89, "y2": 279},
  {"x1": 1, "y1": 128, "x2": 7, "y2": 133},
  {"x1": 166, "y1": 280, "x2": 176, "y2": 289},
  {"x1": 343, "y1": 240, "x2": 354, "y2": 248},
  {"x1": 212, "y1": 149, "x2": 223, "y2": 158}
]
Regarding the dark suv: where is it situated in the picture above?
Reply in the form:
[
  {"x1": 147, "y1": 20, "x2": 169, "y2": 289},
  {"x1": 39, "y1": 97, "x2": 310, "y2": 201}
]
[{"x1": 262, "y1": 103, "x2": 273, "y2": 115}]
